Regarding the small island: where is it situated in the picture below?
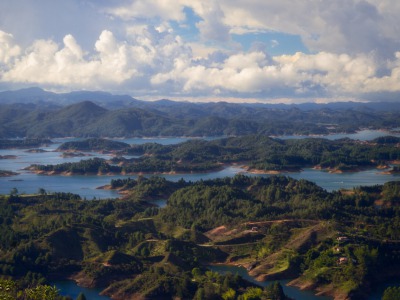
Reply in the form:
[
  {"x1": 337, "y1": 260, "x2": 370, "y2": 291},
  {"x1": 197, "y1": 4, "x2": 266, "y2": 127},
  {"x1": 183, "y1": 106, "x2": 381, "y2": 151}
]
[
  {"x1": 56, "y1": 138, "x2": 130, "y2": 152},
  {"x1": 24, "y1": 148, "x2": 48, "y2": 153},
  {"x1": 0, "y1": 155, "x2": 17, "y2": 159},
  {"x1": 27, "y1": 135, "x2": 400, "y2": 176},
  {"x1": 0, "y1": 170, "x2": 19, "y2": 177},
  {"x1": 60, "y1": 152, "x2": 92, "y2": 158}
]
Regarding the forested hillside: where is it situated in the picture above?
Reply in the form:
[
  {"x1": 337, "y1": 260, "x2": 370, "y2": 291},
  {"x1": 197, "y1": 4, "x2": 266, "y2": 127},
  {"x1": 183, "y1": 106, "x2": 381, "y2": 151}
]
[
  {"x1": 1, "y1": 176, "x2": 400, "y2": 299},
  {"x1": 1, "y1": 88, "x2": 400, "y2": 138}
]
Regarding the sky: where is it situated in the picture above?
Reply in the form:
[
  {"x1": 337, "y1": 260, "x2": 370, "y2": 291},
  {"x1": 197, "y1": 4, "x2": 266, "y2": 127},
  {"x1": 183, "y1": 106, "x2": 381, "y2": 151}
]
[{"x1": 0, "y1": 0, "x2": 400, "y2": 103}]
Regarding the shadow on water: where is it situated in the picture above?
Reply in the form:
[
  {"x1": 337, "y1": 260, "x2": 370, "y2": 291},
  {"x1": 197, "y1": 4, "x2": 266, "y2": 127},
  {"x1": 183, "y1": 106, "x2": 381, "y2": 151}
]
[
  {"x1": 208, "y1": 265, "x2": 332, "y2": 300},
  {"x1": 52, "y1": 280, "x2": 111, "y2": 300}
]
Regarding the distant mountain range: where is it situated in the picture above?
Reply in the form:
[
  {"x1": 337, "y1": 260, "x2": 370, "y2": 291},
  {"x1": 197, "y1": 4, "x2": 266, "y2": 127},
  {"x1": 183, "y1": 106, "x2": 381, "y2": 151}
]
[
  {"x1": 0, "y1": 88, "x2": 400, "y2": 138},
  {"x1": 0, "y1": 87, "x2": 139, "y2": 110}
]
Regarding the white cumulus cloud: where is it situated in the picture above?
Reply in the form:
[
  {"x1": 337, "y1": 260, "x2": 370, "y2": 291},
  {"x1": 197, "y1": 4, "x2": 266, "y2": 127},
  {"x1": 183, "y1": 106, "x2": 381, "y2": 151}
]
[
  {"x1": 3, "y1": 31, "x2": 138, "y2": 88},
  {"x1": 1, "y1": 0, "x2": 400, "y2": 102},
  {"x1": 0, "y1": 31, "x2": 21, "y2": 64}
]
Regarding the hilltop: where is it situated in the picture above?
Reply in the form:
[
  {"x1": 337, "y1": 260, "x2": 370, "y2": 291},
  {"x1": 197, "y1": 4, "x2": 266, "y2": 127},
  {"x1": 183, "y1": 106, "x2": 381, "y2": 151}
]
[
  {"x1": 1, "y1": 176, "x2": 400, "y2": 299},
  {"x1": 1, "y1": 88, "x2": 400, "y2": 138}
]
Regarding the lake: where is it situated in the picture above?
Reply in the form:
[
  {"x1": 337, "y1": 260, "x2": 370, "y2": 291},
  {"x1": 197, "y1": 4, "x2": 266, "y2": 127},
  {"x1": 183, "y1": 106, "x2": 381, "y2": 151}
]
[
  {"x1": 0, "y1": 130, "x2": 400, "y2": 300},
  {"x1": 1, "y1": 131, "x2": 400, "y2": 198},
  {"x1": 2, "y1": 131, "x2": 398, "y2": 299},
  {"x1": 52, "y1": 280, "x2": 111, "y2": 300}
]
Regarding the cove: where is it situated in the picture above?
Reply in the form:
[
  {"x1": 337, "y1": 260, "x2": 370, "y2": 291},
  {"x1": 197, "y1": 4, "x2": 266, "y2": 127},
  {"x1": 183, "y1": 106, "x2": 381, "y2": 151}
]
[
  {"x1": 52, "y1": 280, "x2": 110, "y2": 300},
  {"x1": 208, "y1": 265, "x2": 331, "y2": 299}
]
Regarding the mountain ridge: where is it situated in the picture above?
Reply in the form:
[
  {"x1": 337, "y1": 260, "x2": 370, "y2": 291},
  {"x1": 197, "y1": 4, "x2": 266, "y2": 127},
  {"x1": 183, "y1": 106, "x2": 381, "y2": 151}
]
[{"x1": 1, "y1": 88, "x2": 400, "y2": 138}]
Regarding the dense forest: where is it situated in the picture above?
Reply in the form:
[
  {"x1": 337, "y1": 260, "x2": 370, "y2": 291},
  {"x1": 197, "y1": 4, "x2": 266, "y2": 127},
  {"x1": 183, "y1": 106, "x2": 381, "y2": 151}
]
[
  {"x1": 1, "y1": 88, "x2": 400, "y2": 138},
  {"x1": 27, "y1": 135, "x2": 400, "y2": 175},
  {"x1": 1, "y1": 175, "x2": 400, "y2": 299},
  {"x1": 0, "y1": 138, "x2": 52, "y2": 149},
  {"x1": 1, "y1": 89, "x2": 400, "y2": 299}
]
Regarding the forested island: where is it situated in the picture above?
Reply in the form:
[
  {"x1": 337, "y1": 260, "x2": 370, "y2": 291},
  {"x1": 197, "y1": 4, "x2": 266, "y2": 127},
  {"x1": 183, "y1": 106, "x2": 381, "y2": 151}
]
[
  {"x1": 26, "y1": 135, "x2": 400, "y2": 175},
  {"x1": 1, "y1": 90, "x2": 400, "y2": 299},
  {"x1": 1, "y1": 176, "x2": 400, "y2": 299},
  {"x1": 0, "y1": 170, "x2": 19, "y2": 177}
]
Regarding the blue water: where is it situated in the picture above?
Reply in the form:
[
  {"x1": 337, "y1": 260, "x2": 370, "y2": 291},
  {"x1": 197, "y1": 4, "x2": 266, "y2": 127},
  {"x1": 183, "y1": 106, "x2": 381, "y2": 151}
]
[
  {"x1": 2, "y1": 133, "x2": 397, "y2": 299},
  {"x1": 2, "y1": 164, "x2": 398, "y2": 198},
  {"x1": 111, "y1": 136, "x2": 222, "y2": 145},
  {"x1": 1, "y1": 133, "x2": 400, "y2": 198},
  {"x1": 52, "y1": 280, "x2": 110, "y2": 300},
  {"x1": 367, "y1": 280, "x2": 400, "y2": 299},
  {"x1": 147, "y1": 199, "x2": 168, "y2": 208},
  {"x1": 277, "y1": 129, "x2": 400, "y2": 141},
  {"x1": 208, "y1": 265, "x2": 331, "y2": 299}
]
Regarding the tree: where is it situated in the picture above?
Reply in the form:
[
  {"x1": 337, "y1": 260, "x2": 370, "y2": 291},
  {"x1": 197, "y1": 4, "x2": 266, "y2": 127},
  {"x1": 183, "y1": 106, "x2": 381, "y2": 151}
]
[
  {"x1": 265, "y1": 282, "x2": 286, "y2": 300},
  {"x1": 382, "y1": 286, "x2": 400, "y2": 300},
  {"x1": 76, "y1": 292, "x2": 87, "y2": 300},
  {"x1": 0, "y1": 279, "x2": 17, "y2": 300},
  {"x1": 10, "y1": 187, "x2": 18, "y2": 196},
  {"x1": 222, "y1": 288, "x2": 236, "y2": 300},
  {"x1": 241, "y1": 287, "x2": 263, "y2": 300},
  {"x1": 38, "y1": 188, "x2": 47, "y2": 195},
  {"x1": 25, "y1": 285, "x2": 60, "y2": 300}
]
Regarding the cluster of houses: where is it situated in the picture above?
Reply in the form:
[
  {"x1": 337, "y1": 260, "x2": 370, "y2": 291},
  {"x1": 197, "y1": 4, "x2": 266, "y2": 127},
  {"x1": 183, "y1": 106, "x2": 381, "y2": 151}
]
[{"x1": 335, "y1": 235, "x2": 357, "y2": 265}]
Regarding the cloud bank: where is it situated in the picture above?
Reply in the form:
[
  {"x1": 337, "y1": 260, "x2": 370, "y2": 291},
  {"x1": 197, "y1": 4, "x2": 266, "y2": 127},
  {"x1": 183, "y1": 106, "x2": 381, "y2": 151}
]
[{"x1": 0, "y1": 0, "x2": 399, "y2": 102}]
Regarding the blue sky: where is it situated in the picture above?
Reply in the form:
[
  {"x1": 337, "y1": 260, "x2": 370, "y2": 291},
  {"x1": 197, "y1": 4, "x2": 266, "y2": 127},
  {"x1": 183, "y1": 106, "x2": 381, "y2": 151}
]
[{"x1": 0, "y1": 0, "x2": 399, "y2": 103}]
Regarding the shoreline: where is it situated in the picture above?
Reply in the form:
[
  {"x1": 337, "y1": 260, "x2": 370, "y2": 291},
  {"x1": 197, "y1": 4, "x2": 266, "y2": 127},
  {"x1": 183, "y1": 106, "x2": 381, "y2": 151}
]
[
  {"x1": 209, "y1": 262, "x2": 338, "y2": 299},
  {"x1": 27, "y1": 165, "x2": 225, "y2": 177},
  {"x1": 0, "y1": 170, "x2": 19, "y2": 177},
  {"x1": 25, "y1": 163, "x2": 396, "y2": 177},
  {"x1": 1, "y1": 127, "x2": 399, "y2": 149}
]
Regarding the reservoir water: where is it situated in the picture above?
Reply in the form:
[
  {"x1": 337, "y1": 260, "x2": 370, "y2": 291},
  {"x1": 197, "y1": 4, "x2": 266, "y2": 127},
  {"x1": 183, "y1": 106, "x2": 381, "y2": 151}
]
[
  {"x1": 1, "y1": 131, "x2": 400, "y2": 198},
  {"x1": 2, "y1": 131, "x2": 399, "y2": 299},
  {"x1": 208, "y1": 265, "x2": 331, "y2": 300},
  {"x1": 52, "y1": 280, "x2": 111, "y2": 300},
  {"x1": 277, "y1": 129, "x2": 400, "y2": 141}
]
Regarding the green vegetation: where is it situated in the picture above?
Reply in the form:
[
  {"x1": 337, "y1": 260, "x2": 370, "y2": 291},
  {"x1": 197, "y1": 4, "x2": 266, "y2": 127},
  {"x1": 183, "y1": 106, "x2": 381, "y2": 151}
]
[
  {"x1": 2, "y1": 99, "x2": 400, "y2": 138},
  {"x1": 382, "y1": 286, "x2": 400, "y2": 300},
  {"x1": 0, "y1": 278, "x2": 71, "y2": 300},
  {"x1": 57, "y1": 138, "x2": 129, "y2": 152},
  {"x1": 0, "y1": 138, "x2": 52, "y2": 149},
  {"x1": 1, "y1": 176, "x2": 400, "y2": 299},
  {"x1": 29, "y1": 135, "x2": 400, "y2": 175}
]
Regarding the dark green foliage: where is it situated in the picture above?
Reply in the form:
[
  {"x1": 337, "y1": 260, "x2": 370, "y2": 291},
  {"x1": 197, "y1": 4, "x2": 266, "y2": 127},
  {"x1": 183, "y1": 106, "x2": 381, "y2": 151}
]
[
  {"x1": 0, "y1": 278, "x2": 66, "y2": 300},
  {"x1": 57, "y1": 138, "x2": 129, "y2": 151},
  {"x1": 382, "y1": 181, "x2": 400, "y2": 203},
  {"x1": 382, "y1": 286, "x2": 400, "y2": 300},
  {"x1": 2, "y1": 97, "x2": 400, "y2": 138},
  {"x1": 32, "y1": 158, "x2": 121, "y2": 174},
  {"x1": 264, "y1": 281, "x2": 286, "y2": 300},
  {"x1": 29, "y1": 134, "x2": 400, "y2": 175},
  {"x1": 372, "y1": 136, "x2": 400, "y2": 144},
  {"x1": 1, "y1": 175, "x2": 400, "y2": 299},
  {"x1": 161, "y1": 175, "x2": 333, "y2": 230},
  {"x1": 76, "y1": 292, "x2": 87, "y2": 300},
  {"x1": 0, "y1": 138, "x2": 52, "y2": 149}
]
